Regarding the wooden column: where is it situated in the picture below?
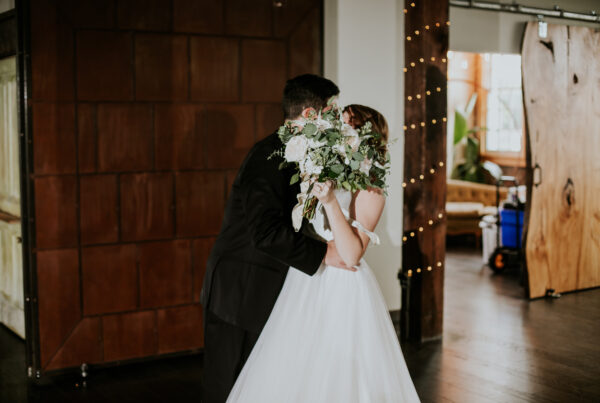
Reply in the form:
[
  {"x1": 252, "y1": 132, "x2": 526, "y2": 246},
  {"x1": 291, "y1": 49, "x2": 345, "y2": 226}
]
[{"x1": 402, "y1": 0, "x2": 448, "y2": 343}]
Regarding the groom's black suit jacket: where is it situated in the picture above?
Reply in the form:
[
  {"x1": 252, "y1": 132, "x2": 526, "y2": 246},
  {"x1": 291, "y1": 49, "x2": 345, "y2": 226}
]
[{"x1": 200, "y1": 132, "x2": 327, "y2": 334}]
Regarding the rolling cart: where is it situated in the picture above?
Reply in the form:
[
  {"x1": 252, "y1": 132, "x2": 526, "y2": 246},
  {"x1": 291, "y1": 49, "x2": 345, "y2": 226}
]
[{"x1": 488, "y1": 176, "x2": 525, "y2": 273}]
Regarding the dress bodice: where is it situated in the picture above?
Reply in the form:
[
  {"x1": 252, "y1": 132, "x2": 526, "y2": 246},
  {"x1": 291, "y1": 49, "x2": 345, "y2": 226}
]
[{"x1": 308, "y1": 188, "x2": 380, "y2": 245}]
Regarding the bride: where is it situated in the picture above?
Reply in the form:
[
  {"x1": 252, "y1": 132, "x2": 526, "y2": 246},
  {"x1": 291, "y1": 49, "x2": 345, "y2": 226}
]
[{"x1": 226, "y1": 105, "x2": 420, "y2": 403}]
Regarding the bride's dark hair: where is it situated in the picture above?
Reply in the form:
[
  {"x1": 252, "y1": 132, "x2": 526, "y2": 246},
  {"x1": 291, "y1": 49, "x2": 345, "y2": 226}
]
[{"x1": 343, "y1": 104, "x2": 389, "y2": 143}]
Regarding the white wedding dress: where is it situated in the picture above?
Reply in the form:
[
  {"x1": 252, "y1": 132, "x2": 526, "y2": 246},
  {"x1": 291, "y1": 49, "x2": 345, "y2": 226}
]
[{"x1": 227, "y1": 189, "x2": 420, "y2": 402}]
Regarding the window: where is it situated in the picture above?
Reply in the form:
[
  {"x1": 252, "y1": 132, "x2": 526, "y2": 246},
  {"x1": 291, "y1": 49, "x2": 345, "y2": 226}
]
[{"x1": 483, "y1": 54, "x2": 524, "y2": 154}]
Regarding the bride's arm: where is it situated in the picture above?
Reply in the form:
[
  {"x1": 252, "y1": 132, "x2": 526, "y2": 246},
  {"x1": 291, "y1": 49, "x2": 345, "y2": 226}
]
[{"x1": 312, "y1": 181, "x2": 385, "y2": 267}]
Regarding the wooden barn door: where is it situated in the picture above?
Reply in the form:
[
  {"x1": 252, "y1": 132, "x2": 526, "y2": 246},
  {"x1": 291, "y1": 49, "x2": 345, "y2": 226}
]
[
  {"x1": 19, "y1": 0, "x2": 323, "y2": 378},
  {"x1": 522, "y1": 22, "x2": 600, "y2": 299}
]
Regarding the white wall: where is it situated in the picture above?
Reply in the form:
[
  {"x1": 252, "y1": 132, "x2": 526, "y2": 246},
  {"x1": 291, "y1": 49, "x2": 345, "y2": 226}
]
[
  {"x1": 450, "y1": 0, "x2": 600, "y2": 54},
  {"x1": 0, "y1": 0, "x2": 15, "y2": 13},
  {"x1": 324, "y1": 0, "x2": 405, "y2": 310}
]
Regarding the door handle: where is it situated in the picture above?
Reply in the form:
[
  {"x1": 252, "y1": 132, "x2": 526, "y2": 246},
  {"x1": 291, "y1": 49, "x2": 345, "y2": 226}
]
[{"x1": 533, "y1": 163, "x2": 542, "y2": 187}]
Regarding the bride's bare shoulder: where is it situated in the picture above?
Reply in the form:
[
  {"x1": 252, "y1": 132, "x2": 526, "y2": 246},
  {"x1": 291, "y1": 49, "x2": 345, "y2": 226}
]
[
  {"x1": 351, "y1": 187, "x2": 385, "y2": 210},
  {"x1": 355, "y1": 187, "x2": 385, "y2": 200}
]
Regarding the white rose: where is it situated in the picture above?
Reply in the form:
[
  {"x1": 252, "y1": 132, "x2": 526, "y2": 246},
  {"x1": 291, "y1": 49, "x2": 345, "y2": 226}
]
[
  {"x1": 304, "y1": 157, "x2": 323, "y2": 175},
  {"x1": 284, "y1": 135, "x2": 309, "y2": 162},
  {"x1": 342, "y1": 124, "x2": 360, "y2": 152},
  {"x1": 307, "y1": 138, "x2": 326, "y2": 149},
  {"x1": 316, "y1": 118, "x2": 332, "y2": 131},
  {"x1": 341, "y1": 123, "x2": 358, "y2": 137},
  {"x1": 332, "y1": 143, "x2": 345, "y2": 156},
  {"x1": 346, "y1": 135, "x2": 360, "y2": 152},
  {"x1": 360, "y1": 158, "x2": 372, "y2": 175}
]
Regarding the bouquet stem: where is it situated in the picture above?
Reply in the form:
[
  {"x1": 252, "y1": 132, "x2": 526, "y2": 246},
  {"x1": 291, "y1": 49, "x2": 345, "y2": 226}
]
[{"x1": 303, "y1": 195, "x2": 319, "y2": 220}]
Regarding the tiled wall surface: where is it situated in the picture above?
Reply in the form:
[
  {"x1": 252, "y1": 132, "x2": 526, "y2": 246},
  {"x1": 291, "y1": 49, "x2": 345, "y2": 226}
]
[{"x1": 29, "y1": 0, "x2": 322, "y2": 371}]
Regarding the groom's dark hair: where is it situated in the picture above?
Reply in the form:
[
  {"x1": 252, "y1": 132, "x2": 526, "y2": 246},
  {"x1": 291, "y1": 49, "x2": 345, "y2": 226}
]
[{"x1": 282, "y1": 74, "x2": 339, "y2": 119}]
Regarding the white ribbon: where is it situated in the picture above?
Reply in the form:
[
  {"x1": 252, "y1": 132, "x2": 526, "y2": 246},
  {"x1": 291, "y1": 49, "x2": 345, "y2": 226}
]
[{"x1": 341, "y1": 208, "x2": 381, "y2": 245}]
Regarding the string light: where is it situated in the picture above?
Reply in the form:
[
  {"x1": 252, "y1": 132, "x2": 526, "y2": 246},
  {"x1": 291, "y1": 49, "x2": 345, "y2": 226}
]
[
  {"x1": 402, "y1": 4, "x2": 449, "y2": 277},
  {"x1": 406, "y1": 261, "x2": 444, "y2": 277},
  {"x1": 405, "y1": 87, "x2": 446, "y2": 101},
  {"x1": 400, "y1": 161, "x2": 445, "y2": 188},
  {"x1": 405, "y1": 116, "x2": 447, "y2": 130},
  {"x1": 402, "y1": 211, "x2": 446, "y2": 244}
]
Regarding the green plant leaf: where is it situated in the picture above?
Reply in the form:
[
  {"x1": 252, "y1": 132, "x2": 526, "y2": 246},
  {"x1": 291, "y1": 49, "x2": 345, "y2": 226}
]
[
  {"x1": 302, "y1": 123, "x2": 318, "y2": 137},
  {"x1": 330, "y1": 164, "x2": 344, "y2": 174},
  {"x1": 466, "y1": 136, "x2": 480, "y2": 163},
  {"x1": 453, "y1": 110, "x2": 467, "y2": 145},
  {"x1": 352, "y1": 151, "x2": 364, "y2": 161},
  {"x1": 290, "y1": 173, "x2": 299, "y2": 185},
  {"x1": 465, "y1": 93, "x2": 477, "y2": 116}
]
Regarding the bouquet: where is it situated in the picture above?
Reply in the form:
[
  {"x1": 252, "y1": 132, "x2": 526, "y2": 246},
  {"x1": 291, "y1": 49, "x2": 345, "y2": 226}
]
[{"x1": 272, "y1": 97, "x2": 391, "y2": 231}]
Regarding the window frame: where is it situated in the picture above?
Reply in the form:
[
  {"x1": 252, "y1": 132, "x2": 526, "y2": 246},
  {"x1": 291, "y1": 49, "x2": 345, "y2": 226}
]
[{"x1": 477, "y1": 53, "x2": 527, "y2": 168}]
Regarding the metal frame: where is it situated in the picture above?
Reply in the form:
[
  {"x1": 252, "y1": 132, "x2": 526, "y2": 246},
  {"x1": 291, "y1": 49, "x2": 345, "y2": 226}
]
[
  {"x1": 15, "y1": 0, "x2": 41, "y2": 381},
  {"x1": 450, "y1": 0, "x2": 600, "y2": 24}
]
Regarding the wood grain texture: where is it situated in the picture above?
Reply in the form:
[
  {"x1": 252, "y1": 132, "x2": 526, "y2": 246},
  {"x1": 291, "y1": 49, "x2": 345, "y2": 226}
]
[
  {"x1": 402, "y1": 0, "x2": 448, "y2": 342},
  {"x1": 522, "y1": 22, "x2": 600, "y2": 298}
]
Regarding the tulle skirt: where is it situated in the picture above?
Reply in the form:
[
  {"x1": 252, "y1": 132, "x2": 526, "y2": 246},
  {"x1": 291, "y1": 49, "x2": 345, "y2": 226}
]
[{"x1": 226, "y1": 260, "x2": 421, "y2": 403}]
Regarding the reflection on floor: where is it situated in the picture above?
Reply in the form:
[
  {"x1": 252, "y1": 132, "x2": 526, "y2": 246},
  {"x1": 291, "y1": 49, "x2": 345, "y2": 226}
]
[
  {"x1": 1, "y1": 247, "x2": 599, "y2": 403},
  {"x1": 402, "y1": 247, "x2": 600, "y2": 403}
]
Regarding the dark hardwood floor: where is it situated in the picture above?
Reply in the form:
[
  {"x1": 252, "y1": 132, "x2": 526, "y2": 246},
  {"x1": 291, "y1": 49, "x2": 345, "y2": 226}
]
[{"x1": 1, "y1": 247, "x2": 599, "y2": 402}]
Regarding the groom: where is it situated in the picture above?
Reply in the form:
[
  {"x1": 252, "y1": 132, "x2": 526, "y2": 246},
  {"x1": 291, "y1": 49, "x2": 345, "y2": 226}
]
[{"x1": 200, "y1": 74, "x2": 350, "y2": 403}]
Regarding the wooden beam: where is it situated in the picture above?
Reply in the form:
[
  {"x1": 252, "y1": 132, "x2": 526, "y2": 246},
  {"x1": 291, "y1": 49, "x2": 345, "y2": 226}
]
[{"x1": 401, "y1": 0, "x2": 449, "y2": 343}]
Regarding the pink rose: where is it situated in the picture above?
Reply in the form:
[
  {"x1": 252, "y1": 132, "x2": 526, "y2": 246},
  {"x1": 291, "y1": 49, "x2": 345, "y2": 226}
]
[{"x1": 301, "y1": 107, "x2": 317, "y2": 120}]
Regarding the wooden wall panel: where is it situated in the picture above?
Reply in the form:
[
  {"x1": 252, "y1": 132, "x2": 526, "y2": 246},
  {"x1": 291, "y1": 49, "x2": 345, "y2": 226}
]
[
  {"x1": 26, "y1": 0, "x2": 324, "y2": 374},
  {"x1": 522, "y1": 23, "x2": 600, "y2": 298},
  {"x1": 402, "y1": 0, "x2": 449, "y2": 343}
]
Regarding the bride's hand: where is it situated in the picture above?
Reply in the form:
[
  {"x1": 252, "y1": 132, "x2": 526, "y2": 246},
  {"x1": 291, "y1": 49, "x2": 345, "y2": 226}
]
[{"x1": 311, "y1": 180, "x2": 335, "y2": 205}]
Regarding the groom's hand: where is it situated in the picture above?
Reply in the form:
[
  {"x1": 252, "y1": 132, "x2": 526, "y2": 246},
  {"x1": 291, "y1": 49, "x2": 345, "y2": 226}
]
[{"x1": 324, "y1": 241, "x2": 357, "y2": 271}]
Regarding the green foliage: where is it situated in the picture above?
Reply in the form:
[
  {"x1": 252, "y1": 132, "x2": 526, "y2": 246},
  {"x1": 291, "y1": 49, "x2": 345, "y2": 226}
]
[{"x1": 451, "y1": 93, "x2": 491, "y2": 184}]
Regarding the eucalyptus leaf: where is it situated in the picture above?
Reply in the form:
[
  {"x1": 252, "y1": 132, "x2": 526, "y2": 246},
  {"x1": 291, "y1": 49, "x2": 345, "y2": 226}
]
[
  {"x1": 290, "y1": 173, "x2": 299, "y2": 185},
  {"x1": 303, "y1": 123, "x2": 318, "y2": 137},
  {"x1": 352, "y1": 151, "x2": 364, "y2": 161},
  {"x1": 331, "y1": 164, "x2": 344, "y2": 174}
]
